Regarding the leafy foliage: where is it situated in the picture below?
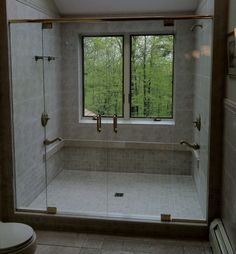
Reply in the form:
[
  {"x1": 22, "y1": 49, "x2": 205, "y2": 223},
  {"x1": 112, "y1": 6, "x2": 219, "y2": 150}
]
[
  {"x1": 83, "y1": 36, "x2": 123, "y2": 117},
  {"x1": 83, "y1": 35, "x2": 173, "y2": 118},
  {"x1": 131, "y1": 35, "x2": 173, "y2": 118}
]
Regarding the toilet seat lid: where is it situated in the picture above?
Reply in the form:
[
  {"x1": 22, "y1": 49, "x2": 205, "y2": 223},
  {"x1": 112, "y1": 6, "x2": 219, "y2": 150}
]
[{"x1": 0, "y1": 223, "x2": 34, "y2": 250}]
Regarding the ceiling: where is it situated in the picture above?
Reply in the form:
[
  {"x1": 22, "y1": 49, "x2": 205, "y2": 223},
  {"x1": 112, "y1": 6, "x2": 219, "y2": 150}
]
[{"x1": 53, "y1": 0, "x2": 200, "y2": 16}]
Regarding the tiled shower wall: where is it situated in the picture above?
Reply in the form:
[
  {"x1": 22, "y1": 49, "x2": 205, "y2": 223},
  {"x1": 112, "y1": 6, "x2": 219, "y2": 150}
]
[
  {"x1": 2, "y1": 0, "x2": 61, "y2": 209},
  {"x1": 63, "y1": 147, "x2": 192, "y2": 175},
  {"x1": 60, "y1": 20, "x2": 195, "y2": 144},
  {"x1": 11, "y1": 23, "x2": 46, "y2": 207},
  {"x1": 192, "y1": 0, "x2": 213, "y2": 218},
  {"x1": 11, "y1": 22, "x2": 63, "y2": 207},
  {"x1": 59, "y1": 20, "x2": 195, "y2": 176}
]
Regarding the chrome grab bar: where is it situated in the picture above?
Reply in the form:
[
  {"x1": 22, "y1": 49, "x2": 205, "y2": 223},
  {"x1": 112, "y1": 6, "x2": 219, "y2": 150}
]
[
  {"x1": 180, "y1": 140, "x2": 200, "y2": 150},
  {"x1": 113, "y1": 114, "x2": 118, "y2": 133},
  {"x1": 96, "y1": 114, "x2": 102, "y2": 132},
  {"x1": 44, "y1": 137, "x2": 62, "y2": 146}
]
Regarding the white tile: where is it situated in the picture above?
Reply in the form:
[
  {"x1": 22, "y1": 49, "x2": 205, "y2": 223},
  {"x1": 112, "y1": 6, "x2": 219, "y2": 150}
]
[{"x1": 29, "y1": 170, "x2": 204, "y2": 220}]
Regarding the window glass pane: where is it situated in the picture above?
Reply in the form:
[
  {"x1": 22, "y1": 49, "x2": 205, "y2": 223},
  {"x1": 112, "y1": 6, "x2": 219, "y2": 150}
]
[
  {"x1": 131, "y1": 35, "x2": 174, "y2": 118},
  {"x1": 83, "y1": 36, "x2": 123, "y2": 117}
]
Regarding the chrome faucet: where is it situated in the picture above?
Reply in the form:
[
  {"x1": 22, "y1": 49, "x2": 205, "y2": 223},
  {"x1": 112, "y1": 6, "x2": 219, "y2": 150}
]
[{"x1": 180, "y1": 140, "x2": 200, "y2": 150}]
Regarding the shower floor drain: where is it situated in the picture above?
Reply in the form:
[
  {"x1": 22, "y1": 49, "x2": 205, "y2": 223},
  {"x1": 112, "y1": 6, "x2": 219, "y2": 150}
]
[{"x1": 114, "y1": 193, "x2": 124, "y2": 197}]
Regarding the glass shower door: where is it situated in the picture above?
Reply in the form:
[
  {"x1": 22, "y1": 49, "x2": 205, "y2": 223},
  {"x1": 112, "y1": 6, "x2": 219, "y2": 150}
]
[
  {"x1": 42, "y1": 23, "x2": 110, "y2": 217},
  {"x1": 10, "y1": 23, "x2": 47, "y2": 211},
  {"x1": 41, "y1": 23, "x2": 64, "y2": 214},
  {"x1": 162, "y1": 18, "x2": 212, "y2": 222}
]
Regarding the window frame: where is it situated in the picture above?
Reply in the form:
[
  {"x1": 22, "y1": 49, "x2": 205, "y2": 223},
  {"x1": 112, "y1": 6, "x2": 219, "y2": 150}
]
[
  {"x1": 81, "y1": 35, "x2": 125, "y2": 118},
  {"x1": 80, "y1": 33, "x2": 175, "y2": 121},
  {"x1": 129, "y1": 33, "x2": 175, "y2": 120}
]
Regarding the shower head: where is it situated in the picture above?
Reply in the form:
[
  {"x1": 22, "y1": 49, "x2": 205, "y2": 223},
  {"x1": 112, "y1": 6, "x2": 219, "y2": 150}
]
[{"x1": 191, "y1": 24, "x2": 203, "y2": 32}]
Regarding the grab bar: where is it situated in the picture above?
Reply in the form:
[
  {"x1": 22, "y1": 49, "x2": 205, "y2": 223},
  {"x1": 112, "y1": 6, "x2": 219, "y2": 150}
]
[
  {"x1": 44, "y1": 137, "x2": 62, "y2": 146},
  {"x1": 96, "y1": 114, "x2": 102, "y2": 132},
  {"x1": 113, "y1": 114, "x2": 118, "y2": 133},
  {"x1": 180, "y1": 140, "x2": 200, "y2": 150}
]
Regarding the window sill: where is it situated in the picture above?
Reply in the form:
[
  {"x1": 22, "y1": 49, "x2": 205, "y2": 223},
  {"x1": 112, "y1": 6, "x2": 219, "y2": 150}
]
[{"x1": 79, "y1": 118, "x2": 175, "y2": 126}]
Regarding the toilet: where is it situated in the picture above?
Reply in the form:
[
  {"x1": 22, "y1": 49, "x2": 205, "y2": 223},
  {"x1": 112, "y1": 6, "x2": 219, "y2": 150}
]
[{"x1": 0, "y1": 222, "x2": 36, "y2": 254}]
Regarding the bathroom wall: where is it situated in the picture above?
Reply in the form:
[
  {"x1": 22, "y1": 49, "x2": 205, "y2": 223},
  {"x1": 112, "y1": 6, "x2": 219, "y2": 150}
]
[
  {"x1": 191, "y1": 1, "x2": 213, "y2": 218},
  {"x1": 221, "y1": 0, "x2": 236, "y2": 252},
  {"x1": 7, "y1": 0, "x2": 63, "y2": 207},
  {"x1": 61, "y1": 20, "x2": 194, "y2": 143},
  {"x1": 60, "y1": 20, "x2": 195, "y2": 175},
  {"x1": 10, "y1": 22, "x2": 63, "y2": 207},
  {"x1": 64, "y1": 145, "x2": 191, "y2": 175},
  {"x1": 11, "y1": 22, "x2": 46, "y2": 207}
]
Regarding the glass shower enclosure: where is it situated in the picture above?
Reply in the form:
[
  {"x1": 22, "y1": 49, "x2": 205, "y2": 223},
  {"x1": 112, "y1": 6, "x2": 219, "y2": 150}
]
[{"x1": 10, "y1": 17, "x2": 213, "y2": 223}]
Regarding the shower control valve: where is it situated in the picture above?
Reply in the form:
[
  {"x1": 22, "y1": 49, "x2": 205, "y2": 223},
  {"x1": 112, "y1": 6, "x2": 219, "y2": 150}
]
[
  {"x1": 193, "y1": 115, "x2": 201, "y2": 131},
  {"x1": 41, "y1": 112, "x2": 50, "y2": 127}
]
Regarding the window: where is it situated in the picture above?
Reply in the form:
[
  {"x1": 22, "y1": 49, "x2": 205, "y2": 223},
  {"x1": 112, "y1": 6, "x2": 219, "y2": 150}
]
[
  {"x1": 130, "y1": 35, "x2": 174, "y2": 118},
  {"x1": 82, "y1": 36, "x2": 124, "y2": 117},
  {"x1": 82, "y1": 34, "x2": 174, "y2": 120}
]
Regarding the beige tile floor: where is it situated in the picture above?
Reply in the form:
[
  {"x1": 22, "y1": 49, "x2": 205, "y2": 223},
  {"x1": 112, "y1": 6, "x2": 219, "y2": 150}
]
[
  {"x1": 35, "y1": 230, "x2": 213, "y2": 254},
  {"x1": 29, "y1": 170, "x2": 204, "y2": 220}
]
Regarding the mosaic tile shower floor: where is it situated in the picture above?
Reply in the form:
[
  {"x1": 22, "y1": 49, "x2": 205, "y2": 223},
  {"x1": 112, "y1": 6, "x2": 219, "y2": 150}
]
[{"x1": 29, "y1": 170, "x2": 204, "y2": 220}]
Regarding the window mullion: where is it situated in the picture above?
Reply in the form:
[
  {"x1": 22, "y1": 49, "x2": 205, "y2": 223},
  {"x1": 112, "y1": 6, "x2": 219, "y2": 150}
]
[{"x1": 123, "y1": 34, "x2": 130, "y2": 120}]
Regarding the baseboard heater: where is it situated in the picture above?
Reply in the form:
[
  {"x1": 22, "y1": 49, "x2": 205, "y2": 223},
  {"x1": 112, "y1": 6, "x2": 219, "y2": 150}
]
[{"x1": 210, "y1": 219, "x2": 234, "y2": 254}]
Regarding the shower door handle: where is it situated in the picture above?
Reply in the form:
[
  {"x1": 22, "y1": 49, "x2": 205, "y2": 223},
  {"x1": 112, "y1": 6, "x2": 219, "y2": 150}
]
[
  {"x1": 113, "y1": 114, "x2": 118, "y2": 133},
  {"x1": 97, "y1": 114, "x2": 102, "y2": 132}
]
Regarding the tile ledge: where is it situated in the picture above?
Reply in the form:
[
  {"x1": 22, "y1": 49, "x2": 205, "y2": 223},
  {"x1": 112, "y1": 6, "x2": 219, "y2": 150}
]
[
  {"x1": 63, "y1": 139, "x2": 190, "y2": 151},
  {"x1": 44, "y1": 139, "x2": 192, "y2": 160}
]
